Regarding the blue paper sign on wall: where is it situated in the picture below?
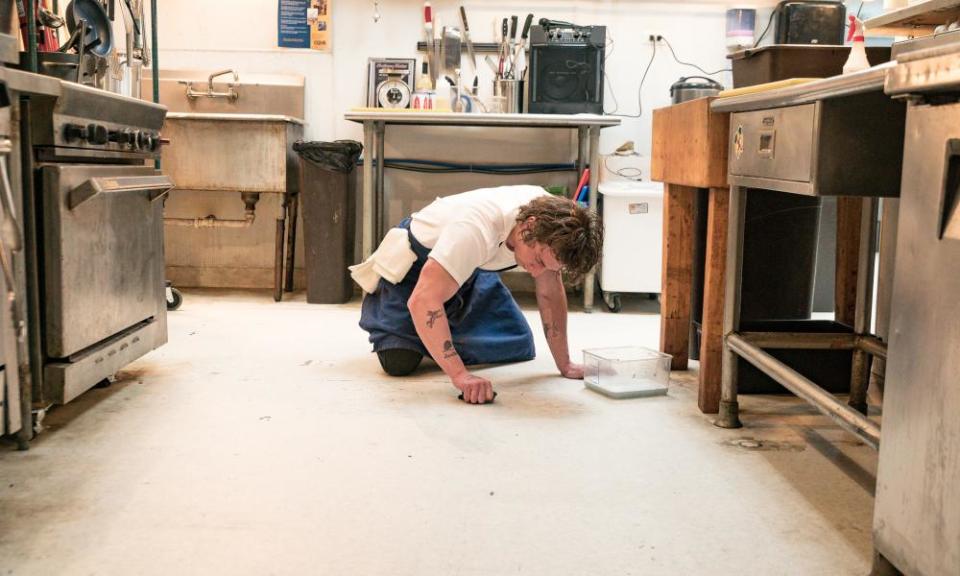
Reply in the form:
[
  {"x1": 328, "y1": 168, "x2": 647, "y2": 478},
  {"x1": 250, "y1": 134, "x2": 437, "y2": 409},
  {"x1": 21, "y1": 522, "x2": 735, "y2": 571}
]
[{"x1": 278, "y1": 0, "x2": 310, "y2": 49}]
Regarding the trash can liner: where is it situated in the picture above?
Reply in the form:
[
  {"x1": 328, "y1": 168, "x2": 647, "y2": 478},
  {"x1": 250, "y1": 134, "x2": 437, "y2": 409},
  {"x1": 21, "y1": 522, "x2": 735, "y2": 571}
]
[{"x1": 293, "y1": 140, "x2": 363, "y2": 173}]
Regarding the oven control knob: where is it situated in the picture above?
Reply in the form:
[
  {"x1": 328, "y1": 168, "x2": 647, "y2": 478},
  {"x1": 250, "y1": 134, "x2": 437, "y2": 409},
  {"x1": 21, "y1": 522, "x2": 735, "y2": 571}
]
[
  {"x1": 87, "y1": 124, "x2": 108, "y2": 145},
  {"x1": 110, "y1": 129, "x2": 134, "y2": 145},
  {"x1": 150, "y1": 133, "x2": 161, "y2": 151},
  {"x1": 137, "y1": 131, "x2": 152, "y2": 150},
  {"x1": 64, "y1": 123, "x2": 86, "y2": 142}
]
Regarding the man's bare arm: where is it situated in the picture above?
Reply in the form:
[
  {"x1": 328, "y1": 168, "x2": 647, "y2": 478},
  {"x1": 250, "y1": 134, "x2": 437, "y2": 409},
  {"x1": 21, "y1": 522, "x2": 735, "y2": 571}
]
[
  {"x1": 535, "y1": 270, "x2": 583, "y2": 379},
  {"x1": 408, "y1": 259, "x2": 496, "y2": 403}
]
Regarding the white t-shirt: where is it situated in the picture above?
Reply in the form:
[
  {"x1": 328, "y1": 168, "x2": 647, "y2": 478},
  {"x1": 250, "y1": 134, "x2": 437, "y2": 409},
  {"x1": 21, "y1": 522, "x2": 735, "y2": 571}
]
[{"x1": 410, "y1": 185, "x2": 549, "y2": 286}]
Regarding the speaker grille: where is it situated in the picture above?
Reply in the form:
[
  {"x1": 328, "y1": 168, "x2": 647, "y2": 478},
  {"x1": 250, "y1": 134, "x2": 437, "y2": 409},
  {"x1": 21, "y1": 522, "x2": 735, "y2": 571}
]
[{"x1": 529, "y1": 45, "x2": 604, "y2": 114}]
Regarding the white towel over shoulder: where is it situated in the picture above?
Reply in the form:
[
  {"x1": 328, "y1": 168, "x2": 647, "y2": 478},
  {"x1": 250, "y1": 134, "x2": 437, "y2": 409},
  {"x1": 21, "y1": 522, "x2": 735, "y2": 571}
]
[{"x1": 348, "y1": 228, "x2": 418, "y2": 294}]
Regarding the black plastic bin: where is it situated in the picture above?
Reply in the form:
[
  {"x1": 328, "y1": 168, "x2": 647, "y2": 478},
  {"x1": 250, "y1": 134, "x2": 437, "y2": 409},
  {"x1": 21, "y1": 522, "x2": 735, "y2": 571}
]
[
  {"x1": 727, "y1": 45, "x2": 892, "y2": 89},
  {"x1": 690, "y1": 190, "x2": 821, "y2": 361},
  {"x1": 737, "y1": 320, "x2": 854, "y2": 394},
  {"x1": 294, "y1": 140, "x2": 363, "y2": 304}
]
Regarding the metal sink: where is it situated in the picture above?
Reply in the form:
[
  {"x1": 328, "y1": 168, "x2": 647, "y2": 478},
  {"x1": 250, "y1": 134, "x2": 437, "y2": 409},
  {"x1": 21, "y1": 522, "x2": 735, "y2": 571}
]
[{"x1": 146, "y1": 69, "x2": 306, "y2": 300}]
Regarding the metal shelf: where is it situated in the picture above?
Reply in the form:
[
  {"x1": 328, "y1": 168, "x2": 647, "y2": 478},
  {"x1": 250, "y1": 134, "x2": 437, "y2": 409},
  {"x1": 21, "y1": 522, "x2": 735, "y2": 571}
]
[{"x1": 865, "y1": 0, "x2": 960, "y2": 36}]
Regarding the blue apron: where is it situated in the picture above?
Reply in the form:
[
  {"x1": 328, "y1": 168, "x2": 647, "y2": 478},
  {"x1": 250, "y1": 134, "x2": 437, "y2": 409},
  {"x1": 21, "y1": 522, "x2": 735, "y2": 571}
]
[{"x1": 359, "y1": 219, "x2": 535, "y2": 366}]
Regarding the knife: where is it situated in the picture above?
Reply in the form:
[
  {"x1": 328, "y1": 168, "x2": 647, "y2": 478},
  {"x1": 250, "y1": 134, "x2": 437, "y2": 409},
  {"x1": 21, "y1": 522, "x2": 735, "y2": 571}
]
[
  {"x1": 423, "y1": 2, "x2": 435, "y2": 86},
  {"x1": 513, "y1": 14, "x2": 534, "y2": 79},
  {"x1": 508, "y1": 15, "x2": 519, "y2": 76},
  {"x1": 459, "y1": 6, "x2": 478, "y2": 77},
  {"x1": 499, "y1": 18, "x2": 509, "y2": 78}
]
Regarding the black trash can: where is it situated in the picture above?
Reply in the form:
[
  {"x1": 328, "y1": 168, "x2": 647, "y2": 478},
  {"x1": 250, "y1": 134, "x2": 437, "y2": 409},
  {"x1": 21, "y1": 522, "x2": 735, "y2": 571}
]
[
  {"x1": 294, "y1": 140, "x2": 363, "y2": 304},
  {"x1": 689, "y1": 190, "x2": 821, "y2": 362}
]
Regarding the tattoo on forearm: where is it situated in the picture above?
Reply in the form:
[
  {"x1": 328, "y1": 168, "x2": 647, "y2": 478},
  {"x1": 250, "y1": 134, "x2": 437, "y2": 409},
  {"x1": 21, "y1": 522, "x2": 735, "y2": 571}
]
[
  {"x1": 542, "y1": 321, "x2": 561, "y2": 339},
  {"x1": 426, "y1": 309, "x2": 443, "y2": 329},
  {"x1": 442, "y1": 340, "x2": 459, "y2": 359}
]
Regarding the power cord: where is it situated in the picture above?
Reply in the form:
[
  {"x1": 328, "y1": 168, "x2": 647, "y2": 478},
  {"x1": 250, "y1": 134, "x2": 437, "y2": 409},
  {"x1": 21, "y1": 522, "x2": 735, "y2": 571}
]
[
  {"x1": 753, "y1": 8, "x2": 778, "y2": 48},
  {"x1": 605, "y1": 33, "x2": 731, "y2": 117},
  {"x1": 603, "y1": 155, "x2": 643, "y2": 181},
  {"x1": 660, "y1": 36, "x2": 731, "y2": 76},
  {"x1": 606, "y1": 36, "x2": 655, "y2": 118}
]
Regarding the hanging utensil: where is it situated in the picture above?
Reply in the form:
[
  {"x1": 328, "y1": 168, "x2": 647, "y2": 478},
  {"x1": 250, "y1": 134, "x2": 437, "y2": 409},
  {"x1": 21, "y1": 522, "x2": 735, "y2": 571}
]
[
  {"x1": 441, "y1": 25, "x2": 461, "y2": 81},
  {"x1": 65, "y1": 0, "x2": 113, "y2": 57},
  {"x1": 514, "y1": 13, "x2": 533, "y2": 80},
  {"x1": 459, "y1": 6, "x2": 479, "y2": 93},
  {"x1": 423, "y1": 2, "x2": 434, "y2": 85}
]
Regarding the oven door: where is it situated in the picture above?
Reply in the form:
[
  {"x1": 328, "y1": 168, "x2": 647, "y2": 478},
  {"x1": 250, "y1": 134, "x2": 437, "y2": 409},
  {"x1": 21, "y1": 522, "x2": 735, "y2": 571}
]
[{"x1": 41, "y1": 165, "x2": 172, "y2": 359}]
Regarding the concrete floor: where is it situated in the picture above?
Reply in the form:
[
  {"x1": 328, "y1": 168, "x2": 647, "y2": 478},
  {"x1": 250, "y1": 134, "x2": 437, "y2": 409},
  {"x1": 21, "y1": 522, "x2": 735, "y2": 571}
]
[{"x1": 0, "y1": 291, "x2": 878, "y2": 575}]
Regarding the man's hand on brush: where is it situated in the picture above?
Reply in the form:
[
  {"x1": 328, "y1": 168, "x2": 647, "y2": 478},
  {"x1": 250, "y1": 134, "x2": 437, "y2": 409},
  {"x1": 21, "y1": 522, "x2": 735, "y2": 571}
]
[{"x1": 453, "y1": 372, "x2": 496, "y2": 404}]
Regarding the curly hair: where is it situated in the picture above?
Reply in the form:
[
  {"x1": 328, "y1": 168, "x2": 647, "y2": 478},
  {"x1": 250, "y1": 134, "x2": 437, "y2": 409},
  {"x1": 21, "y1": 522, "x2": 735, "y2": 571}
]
[{"x1": 517, "y1": 195, "x2": 603, "y2": 280}]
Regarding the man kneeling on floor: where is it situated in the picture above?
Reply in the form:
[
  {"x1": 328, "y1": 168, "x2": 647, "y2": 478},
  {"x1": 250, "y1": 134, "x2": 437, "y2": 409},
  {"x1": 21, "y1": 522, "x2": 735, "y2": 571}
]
[{"x1": 351, "y1": 185, "x2": 603, "y2": 404}]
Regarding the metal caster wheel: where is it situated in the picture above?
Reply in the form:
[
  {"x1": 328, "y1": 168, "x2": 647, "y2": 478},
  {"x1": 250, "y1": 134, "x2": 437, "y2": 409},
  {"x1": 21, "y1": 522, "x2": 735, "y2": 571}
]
[
  {"x1": 603, "y1": 292, "x2": 622, "y2": 313},
  {"x1": 166, "y1": 286, "x2": 183, "y2": 311}
]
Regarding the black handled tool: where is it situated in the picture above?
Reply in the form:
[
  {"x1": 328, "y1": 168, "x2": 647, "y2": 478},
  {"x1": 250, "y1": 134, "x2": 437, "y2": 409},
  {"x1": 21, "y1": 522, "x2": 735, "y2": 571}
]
[
  {"x1": 459, "y1": 6, "x2": 479, "y2": 85},
  {"x1": 458, "y1": 391, "x2": 498, "y2": 404},
  {"x1": 520, "y1": 13, "x2": 534, "y2": 41}
]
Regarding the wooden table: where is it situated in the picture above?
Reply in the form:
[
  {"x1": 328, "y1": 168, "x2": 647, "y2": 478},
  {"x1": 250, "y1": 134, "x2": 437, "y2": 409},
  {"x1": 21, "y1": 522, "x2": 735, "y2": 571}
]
[{"x1": 650, "y1": 97, "x2": 730, "y2": 414}]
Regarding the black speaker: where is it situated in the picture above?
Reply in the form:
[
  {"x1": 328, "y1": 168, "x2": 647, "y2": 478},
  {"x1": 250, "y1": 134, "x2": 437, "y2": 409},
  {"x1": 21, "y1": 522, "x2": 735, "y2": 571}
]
[
  {"x1": 774, "y1": 1, "x2": 846, "y2": 45},
  {"x1": 528, "y1": 24, "x2": 606, "y2": 115}
]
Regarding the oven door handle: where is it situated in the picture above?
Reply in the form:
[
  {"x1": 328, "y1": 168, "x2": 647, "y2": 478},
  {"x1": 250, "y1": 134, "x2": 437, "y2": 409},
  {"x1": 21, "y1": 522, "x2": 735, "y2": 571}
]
[{"x1": 69, "y1": 175, "x2": 175, "y2": 210}]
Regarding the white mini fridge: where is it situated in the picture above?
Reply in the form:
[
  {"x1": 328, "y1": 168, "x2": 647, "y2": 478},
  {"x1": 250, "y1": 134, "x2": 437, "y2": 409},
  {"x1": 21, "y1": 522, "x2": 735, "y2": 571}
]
[{"x1": 598, "y1": 182, "x2": 664, "y2": 312}]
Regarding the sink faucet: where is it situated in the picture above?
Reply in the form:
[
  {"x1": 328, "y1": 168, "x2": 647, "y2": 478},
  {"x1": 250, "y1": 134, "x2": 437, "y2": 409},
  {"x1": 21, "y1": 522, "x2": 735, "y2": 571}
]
[
  {"x1": 179, "y1": 69, "x2": 240, "y2": 101},
  {"x1": 208, "y1": 69, "x2": 239, "y2": 91}
]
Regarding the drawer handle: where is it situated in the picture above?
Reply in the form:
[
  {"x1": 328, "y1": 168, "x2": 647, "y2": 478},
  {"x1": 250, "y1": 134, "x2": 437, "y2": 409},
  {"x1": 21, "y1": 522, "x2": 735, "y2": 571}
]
[{"x1": 69, "y1": 175, "x2": 175, "y2": 210}]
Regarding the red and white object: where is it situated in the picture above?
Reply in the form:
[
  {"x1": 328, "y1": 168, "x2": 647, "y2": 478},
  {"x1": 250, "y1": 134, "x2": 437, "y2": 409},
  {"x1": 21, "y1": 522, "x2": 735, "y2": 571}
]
[
  {"x1": 598, "y1": 182, "x2": 664, "y2": 295},
  {"x1": 843, "y1": 15, "x2": 870, "y2": 75}
]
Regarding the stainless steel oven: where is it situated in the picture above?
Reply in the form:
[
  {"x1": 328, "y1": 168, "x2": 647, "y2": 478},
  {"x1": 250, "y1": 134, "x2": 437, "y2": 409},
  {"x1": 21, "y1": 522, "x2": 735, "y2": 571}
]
[
  {"x1": 25, "y1": 81, "x2": 172, "y2": 406},
  {"x1": 0, "y1": 84, "x2": 24, "y2": 440}
]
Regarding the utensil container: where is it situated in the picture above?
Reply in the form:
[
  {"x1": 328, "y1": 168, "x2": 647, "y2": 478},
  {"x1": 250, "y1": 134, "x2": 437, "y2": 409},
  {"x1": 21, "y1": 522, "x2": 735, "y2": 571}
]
[{"x1": 493, "y1": 79, "x2": 524, "y2": 113}]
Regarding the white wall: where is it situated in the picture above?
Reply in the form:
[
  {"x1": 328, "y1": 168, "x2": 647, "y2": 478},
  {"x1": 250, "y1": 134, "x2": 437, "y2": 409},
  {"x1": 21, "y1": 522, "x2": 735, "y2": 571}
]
[
  {"x1": 149, "y1": 0, "x2": 785, "y2": 151},
  {"x1": 141, "y1": 0, "x2": 878, "y2": 287}
]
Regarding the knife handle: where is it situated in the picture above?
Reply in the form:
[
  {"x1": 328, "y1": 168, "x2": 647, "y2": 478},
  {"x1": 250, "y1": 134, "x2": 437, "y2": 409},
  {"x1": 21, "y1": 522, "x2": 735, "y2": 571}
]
[
  {"x1": 521, "y1": 14, "x2": 534, "y2": 40},
  {"x1": 510, "y1": 15, "x2": 518, "y2": 40}
]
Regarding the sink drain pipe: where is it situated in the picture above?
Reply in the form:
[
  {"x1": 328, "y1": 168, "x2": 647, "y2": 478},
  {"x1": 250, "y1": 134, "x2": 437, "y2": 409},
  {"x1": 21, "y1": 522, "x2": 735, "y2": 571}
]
[{"x1": 165, "y1": 192, "x2": 260, "y2": 229}]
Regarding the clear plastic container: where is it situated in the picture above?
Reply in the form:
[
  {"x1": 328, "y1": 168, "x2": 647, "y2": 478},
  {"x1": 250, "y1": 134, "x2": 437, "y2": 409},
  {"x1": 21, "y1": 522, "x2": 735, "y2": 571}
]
[{"x1": 583, "y1": 347, "x2": 672, "y2": 399}]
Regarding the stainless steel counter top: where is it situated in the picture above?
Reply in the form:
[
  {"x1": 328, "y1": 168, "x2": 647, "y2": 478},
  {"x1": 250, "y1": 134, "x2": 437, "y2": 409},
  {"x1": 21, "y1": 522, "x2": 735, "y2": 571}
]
[
  {"x1": 166, "y1": 112, "x2": 305, "y2": 125},
  {"x1": 0, "y1": 66, "x2": 63, "y2": 98},
  {"x1": 886, "y1": 42, "x2": 960, "y2": 94},
  {"x1": 711, "y1": 63, "x2": 895, "y2": 113},
  {"x1": 344, "y1": 111, "x2": 620, "y2": 128}
]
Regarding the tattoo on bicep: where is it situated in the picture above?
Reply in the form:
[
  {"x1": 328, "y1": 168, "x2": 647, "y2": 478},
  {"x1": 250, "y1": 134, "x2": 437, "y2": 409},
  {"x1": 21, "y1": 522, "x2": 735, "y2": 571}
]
[
  {"x1": 426, "y1": 309, "x2": 444, "y2": 328},
  {"x1": 442, "y1": 339, "x2": 459, "y2": 359}
]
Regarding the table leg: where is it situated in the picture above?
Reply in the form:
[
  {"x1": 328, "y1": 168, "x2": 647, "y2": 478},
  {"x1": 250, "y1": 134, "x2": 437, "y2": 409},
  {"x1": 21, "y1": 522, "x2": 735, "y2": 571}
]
[
  {"x1": 576, "y1": 126, "x2": 587, "y2": 183},
  {"x1": 660, "y1": 183, "x2": 696, "y2": 370},
  {"x1": 583, "y1": 125, "x2": 601, "y2": 312},
  {"x1": 835, "y1": 197, "x2": 863, "y2": 326},
  {"x1": 274, "y1": 195, "x2": 286, "y2": 302},
  {"x1": 849, "y1": 197, "x2": 878, "y2": 415},
  {"x1": 284, "y1": 192, "x2": 298, "y2": 292},
  {"x1": 375, "y1": 121, "x2": 386, "y2": 243},
  {"x1": 715, "y1": 185, "x2": 746, "y2": 429},
  {"x1": 698, "y1": 187, "x2": 730, "y2": 414},
  {"x1": 362, "y1": 121, "x2": 375, "y2": 259}
]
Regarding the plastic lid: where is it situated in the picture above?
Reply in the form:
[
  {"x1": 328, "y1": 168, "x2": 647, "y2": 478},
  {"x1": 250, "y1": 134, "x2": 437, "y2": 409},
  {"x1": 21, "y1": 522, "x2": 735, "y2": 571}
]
[{"x1": 598, "y1": 181, "x2": 664, "y2": 197}]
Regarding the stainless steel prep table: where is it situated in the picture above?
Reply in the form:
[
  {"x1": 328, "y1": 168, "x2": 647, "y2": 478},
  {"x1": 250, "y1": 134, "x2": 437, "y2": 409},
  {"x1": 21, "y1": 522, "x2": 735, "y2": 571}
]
[
  {"x1": 871, "y1": 43, "x2": 960, "y2": 576},
  {"x1": 710, "y1": 67, "x2": 907, "y2": 449},
  {"x1": 343, "y1": 111, "x2": 621, "y2": 311}
]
